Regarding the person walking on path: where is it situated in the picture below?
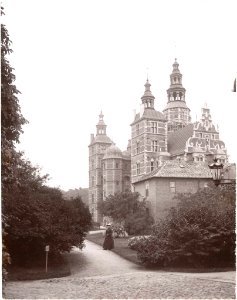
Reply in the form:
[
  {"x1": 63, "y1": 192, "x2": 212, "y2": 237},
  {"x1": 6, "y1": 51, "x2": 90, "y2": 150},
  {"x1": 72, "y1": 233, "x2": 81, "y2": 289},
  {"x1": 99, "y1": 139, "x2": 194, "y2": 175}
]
[{"x1": 103, "y1": 223, "x2": 114, "y2": 250}]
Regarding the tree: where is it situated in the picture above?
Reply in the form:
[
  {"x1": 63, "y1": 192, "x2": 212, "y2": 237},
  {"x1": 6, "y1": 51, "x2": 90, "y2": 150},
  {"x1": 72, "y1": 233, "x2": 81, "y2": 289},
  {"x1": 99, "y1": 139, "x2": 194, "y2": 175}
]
[
  {"x1": 5, "y1": 183, "x2": 92, "y2": 264},
  {"x1": 136, "y1": 185, "x2": 236, "y2": 268},
  {"x1": 1, "y1": 8, "x2": 28, "y2": 195},
  {"x1": 99, "y1": 192, "x2": 154, "y2": 235},
  {"x1": 1, "y1": 6, "x2": 28, "y2": 281},
  {"x1": 1, "y1": 9, "x2": 92, "y2": 267}
]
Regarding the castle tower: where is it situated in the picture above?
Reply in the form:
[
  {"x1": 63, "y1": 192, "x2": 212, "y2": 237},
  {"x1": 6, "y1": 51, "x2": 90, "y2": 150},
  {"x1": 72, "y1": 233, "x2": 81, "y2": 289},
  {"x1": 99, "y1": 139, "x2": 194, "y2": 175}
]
[
  {"x1": 88, "y1": 112, "x2": 112, "y2": 223},
  {"x1": 163, "y1": 59, "x2": 191, "y2": 133},
  {"x1": 131, "y1": 79, "x2": 168, "y2": 183}
]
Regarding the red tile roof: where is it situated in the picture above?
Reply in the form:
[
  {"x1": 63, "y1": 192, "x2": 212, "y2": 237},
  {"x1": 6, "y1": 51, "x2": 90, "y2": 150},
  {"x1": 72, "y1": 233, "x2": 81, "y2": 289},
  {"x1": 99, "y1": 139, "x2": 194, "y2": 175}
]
[{"x1": 133, "y1": 160, "x2": 213, "y2": 183}]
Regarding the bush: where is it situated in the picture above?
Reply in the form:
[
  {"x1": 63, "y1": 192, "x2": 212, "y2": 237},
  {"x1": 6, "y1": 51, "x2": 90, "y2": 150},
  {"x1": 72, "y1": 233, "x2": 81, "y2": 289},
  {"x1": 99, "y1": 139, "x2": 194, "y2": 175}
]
[
  {"x1": 128, "y1": 236, "x2": 151, "y2": 251},
  {"x1": 99, "y1": 192, "x2": 154, "y2": 236},
  {"x1": 136, "y1": 186, "x2": 236, "y2": 268},
  {"x1": 124, "y1": 212, "x2": 154, "y2": 236}
]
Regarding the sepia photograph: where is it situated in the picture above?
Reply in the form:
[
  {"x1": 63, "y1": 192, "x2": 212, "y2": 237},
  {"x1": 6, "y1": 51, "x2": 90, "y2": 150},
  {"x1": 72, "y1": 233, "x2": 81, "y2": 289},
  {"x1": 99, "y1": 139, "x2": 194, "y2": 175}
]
[{"x1": 1, "y1": 0, "x2": 236, "y2": 299}]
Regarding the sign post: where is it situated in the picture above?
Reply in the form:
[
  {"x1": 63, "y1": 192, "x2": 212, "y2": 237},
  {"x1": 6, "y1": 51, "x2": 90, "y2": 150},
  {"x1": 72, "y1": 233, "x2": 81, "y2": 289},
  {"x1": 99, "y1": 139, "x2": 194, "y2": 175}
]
[{"x1": 45, "y1": 245, "x2": 50, "y2": 273}]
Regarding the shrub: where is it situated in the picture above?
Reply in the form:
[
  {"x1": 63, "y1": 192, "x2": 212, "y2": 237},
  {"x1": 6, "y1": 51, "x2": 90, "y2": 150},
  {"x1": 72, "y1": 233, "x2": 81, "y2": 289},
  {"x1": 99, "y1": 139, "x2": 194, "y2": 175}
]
[
  {"x1": 128, "y1": 236, "x2": 151, "y2": 251},
  {"x1": 136, "y1": 186, "x2": 236, "y2": 268},
  {"x1": 99, "y1": 192, "x2": 154, "y2": 236},
  {"x1": 124, "y1": 212, "x2": 154, "y2": 236}
]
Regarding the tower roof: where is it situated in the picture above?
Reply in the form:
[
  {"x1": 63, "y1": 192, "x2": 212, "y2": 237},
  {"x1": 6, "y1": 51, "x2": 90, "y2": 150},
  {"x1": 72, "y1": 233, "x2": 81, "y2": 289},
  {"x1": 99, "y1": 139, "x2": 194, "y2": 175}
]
[
  {"x1": 172, "y1": 58, "x2": 180, "y2": 74},
  {"x1": 97, "y1": 111, "x2": 106, "y2": 126},
  {"x1": 103, "y1": 144, "x2": 123, "y2": 159},
  {"x1": 141, "y1": 79, "x2": 155, "y2": 100}
]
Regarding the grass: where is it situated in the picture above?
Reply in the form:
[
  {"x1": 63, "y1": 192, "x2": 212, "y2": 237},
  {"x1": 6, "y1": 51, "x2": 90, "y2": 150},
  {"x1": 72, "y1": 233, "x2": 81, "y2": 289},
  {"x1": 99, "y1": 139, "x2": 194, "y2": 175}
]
[
  {"x1": 7, "y1": 254, "x2": 71, "y2": 281},
  {"x1": 87, "y1": 231, "x2": 236, "y2": 273},
  {"x1": 87, "y1": 231, "x2": 140, "y2": 265}
]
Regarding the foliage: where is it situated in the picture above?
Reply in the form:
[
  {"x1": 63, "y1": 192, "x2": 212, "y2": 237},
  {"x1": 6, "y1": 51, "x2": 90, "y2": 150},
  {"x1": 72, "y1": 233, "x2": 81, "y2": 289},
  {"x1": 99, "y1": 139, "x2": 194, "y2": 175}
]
[
  {"x1": 5, "y1": 183, "x2": 92, "y2": 264},
  {"x1": 1, "y1": 8, "x2": 92, "y2": 270},
  {"x1": 98, "y1": 191, "x2": 154, "y2": 235},
  {"x1": 136, "y1": 186, "x2": 236, "y2": 268},
  {"x1": 128, "y1": 236, "x2": 151, "y2": 251},
  {"x1": 1, "y1": 6, "x2": 28, "y2": 283}
]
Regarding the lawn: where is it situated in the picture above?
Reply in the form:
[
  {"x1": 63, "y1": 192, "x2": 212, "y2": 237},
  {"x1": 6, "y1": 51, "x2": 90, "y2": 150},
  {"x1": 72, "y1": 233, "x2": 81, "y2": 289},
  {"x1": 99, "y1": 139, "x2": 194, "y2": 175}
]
[
  {"x1": 7, "y1": 254, "x2": 71, "y2": 281},
  {"x1": 86, "y1": 231, "x2": 140, "y2": 265}
]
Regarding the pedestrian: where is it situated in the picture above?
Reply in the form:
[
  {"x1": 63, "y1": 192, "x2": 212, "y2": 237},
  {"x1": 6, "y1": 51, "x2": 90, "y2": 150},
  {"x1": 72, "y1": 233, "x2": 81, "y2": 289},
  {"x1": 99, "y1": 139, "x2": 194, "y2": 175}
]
[{"x1": 103, "y1": 223, "x2": 114, "y2": 250}]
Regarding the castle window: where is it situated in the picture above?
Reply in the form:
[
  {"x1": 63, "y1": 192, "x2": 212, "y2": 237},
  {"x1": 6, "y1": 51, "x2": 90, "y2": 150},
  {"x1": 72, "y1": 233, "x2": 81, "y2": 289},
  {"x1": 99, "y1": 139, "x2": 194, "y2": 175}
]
[
  {"x1": 91, "y1": 159, "x2": 94, "y2": 169},
  {"x1": 116, "y1": 181, "x2": 119, "y2": 185},
  {"x1": 170, "y1": 182, "x2": 176, "y2": 193},
  {"x1": 136, "y1": 141, "x2": 140, "y2": 154},
  {"x1": 92, "y1": 176, "x2": 95, "y2": 187},
  {"x1": 136, "y1": 162, "x2": 140, "y2": 175},
  {"x1": 136, "y1": 124, "x2": 139, "y2": 135},
  {"x1": 151, "y1": 122, "x2": 158, "y2": 134},
  {"x1": 152, "y1": 140, "x2": 158, "y2": 152},
  {"x1": 116, "y1": 162, "x2": 119, "y2": 168},
  {"x1": 151, "y1": 160, "x2": 154, "y2": 172}
]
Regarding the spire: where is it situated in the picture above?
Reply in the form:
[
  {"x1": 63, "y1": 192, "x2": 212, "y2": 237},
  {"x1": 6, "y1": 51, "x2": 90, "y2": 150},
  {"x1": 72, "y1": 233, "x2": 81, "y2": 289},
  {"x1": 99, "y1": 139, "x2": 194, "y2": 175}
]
[
  {"x1": 166, "y1": 58, "x2": 186, "y2": 102},
  {"x1": 163, "y1": 59, "x2": 191, "y2": 133},
  {"x1": 141, "y1": 78, "x2": 155, "y2": 109},
  {"x1": 172, "y1": 58, "x2": 180, "y2": 73},
  {"x1": 96, "y1": 111, "x2": 106, "y2": 135}
]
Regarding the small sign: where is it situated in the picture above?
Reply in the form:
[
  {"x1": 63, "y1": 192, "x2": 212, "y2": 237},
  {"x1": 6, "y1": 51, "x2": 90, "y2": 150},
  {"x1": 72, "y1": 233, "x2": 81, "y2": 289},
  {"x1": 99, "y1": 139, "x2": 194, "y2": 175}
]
[{"x1": 45, "y1": 245, "x2": 50, "y2": 252}]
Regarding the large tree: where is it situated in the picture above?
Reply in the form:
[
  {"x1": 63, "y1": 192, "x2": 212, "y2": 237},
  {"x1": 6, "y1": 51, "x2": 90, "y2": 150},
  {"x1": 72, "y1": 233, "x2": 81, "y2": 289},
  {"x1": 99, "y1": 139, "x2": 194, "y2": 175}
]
[
  {"x1": 1, "y1": 8, "x2": 27, "y2": 195},
  {"x1": 99, "y1": 192, "x2": 154, "y2": 235},
  {"x1": 1, "y1": 6, "x2": 28, "y2": 280},
  {"x1": 1, "y1": 9, "x2": 92, "y2": 268}
]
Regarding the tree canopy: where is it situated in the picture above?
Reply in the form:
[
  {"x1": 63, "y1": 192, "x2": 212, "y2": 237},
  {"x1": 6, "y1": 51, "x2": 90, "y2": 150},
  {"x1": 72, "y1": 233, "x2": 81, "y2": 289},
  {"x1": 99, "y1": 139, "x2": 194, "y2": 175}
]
[
  {"x1": 99, "y1": 191, "x2": 154, "y2": 235},
  {"x1": 1, "y1": 10, "x2": 92, "y2": 268}
]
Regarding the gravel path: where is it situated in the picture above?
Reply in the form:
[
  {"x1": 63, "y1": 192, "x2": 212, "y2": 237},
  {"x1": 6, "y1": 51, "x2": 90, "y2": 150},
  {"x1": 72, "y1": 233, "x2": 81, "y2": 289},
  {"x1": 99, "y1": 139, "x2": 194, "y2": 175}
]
[{"x1": 5, "y1": 240, "x2": 236, "y2": 299}]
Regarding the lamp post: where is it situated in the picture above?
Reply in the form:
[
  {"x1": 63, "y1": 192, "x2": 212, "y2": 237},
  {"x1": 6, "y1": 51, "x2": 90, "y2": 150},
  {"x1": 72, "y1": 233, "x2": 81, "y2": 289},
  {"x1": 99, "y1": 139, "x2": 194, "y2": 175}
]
[{"x1": 208, "y1": 158, "x2": 224, "y2": 186}]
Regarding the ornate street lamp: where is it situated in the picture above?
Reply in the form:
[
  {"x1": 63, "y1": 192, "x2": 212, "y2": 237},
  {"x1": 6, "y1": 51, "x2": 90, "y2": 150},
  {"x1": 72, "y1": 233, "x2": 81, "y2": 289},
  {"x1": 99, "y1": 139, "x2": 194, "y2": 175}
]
[{"x1": 208, "y1": 158, "x2": 224, "y2": 186}]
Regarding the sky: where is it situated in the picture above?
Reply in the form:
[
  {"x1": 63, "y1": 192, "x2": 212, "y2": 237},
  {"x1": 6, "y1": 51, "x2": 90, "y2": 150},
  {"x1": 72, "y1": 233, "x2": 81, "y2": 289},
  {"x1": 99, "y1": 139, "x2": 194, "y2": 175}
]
[{"x1": 2, "y1": 0, "x2": 237, "y2": 191}]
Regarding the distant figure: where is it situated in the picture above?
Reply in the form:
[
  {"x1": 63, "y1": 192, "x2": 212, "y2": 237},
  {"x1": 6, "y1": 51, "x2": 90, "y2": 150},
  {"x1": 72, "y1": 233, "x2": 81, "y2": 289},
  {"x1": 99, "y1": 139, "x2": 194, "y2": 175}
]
[{"x1": 103, "y1": 224, "x2": 114, "y2": 250}]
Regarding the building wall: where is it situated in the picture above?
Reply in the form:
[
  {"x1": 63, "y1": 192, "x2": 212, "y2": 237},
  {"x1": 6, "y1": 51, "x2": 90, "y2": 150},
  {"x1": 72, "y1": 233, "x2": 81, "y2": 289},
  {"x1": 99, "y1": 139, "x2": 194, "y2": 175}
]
[
  {"x1": 131, "y1": 118, "x2": 167, "y2": 183},
  {"x1": 88, "y1": 142, "x2": 112, "y2": 223},
  {"x1": 133, "y1": 177, "x2": 212, "y2": 221}
]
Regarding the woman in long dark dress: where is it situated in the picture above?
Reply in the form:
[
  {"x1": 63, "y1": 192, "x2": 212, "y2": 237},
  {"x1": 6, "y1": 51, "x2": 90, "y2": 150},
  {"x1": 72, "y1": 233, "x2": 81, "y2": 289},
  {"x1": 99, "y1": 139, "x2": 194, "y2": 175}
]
[{"x1": 103, "y1": 224, "x2": 114, "y2": 250}]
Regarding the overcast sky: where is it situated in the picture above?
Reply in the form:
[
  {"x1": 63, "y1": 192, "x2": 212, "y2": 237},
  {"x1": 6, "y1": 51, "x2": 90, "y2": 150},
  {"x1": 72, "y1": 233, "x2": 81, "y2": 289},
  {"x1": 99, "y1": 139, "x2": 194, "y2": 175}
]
[{"x1": 2, "y1": 0, "x2": 237, "y2": 191}]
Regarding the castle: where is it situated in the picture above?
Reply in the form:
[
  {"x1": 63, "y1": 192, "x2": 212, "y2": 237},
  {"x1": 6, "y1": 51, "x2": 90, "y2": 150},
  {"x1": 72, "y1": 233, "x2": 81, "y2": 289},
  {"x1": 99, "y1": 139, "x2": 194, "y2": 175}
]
[{"x1": 89, "y1": 59, "x2": 229, "y2": 223}]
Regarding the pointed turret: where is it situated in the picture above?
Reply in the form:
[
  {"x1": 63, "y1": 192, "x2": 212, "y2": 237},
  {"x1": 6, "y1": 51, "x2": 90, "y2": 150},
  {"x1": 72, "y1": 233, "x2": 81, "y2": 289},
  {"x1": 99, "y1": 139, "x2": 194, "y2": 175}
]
[
  {"x1": 163, "y1": 59, "x2": 191, "y2": 133},
  {"x1": 96, "y1": 111, "x2": 107, "y2": 135},
  {"x1": 141, "y1": 79, "x2": 155, "y2": 109}
]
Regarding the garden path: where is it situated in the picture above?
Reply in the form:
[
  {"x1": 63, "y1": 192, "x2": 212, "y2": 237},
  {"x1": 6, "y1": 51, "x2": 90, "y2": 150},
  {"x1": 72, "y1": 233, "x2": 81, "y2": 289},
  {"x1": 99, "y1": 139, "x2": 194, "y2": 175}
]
[{"x1": 5, "y1": 240, "x2": 236, "y2": 299}]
